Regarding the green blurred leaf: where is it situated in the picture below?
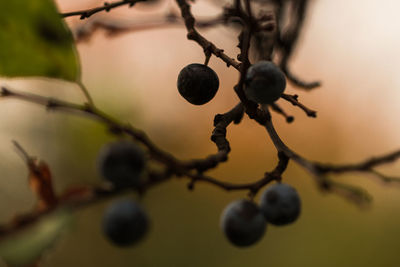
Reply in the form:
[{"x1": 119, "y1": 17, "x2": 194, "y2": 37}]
[
  {"x1": 0, "y1": 0, "x2": 80, "y2": 81},
  {"x1": 0, "y1": 210, "x2": 74, "y2": 267}
]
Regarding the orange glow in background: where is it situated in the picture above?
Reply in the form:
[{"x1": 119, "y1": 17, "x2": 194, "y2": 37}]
[{"x1": 0, "y1": 0, "x2": 399, "y2": 266}]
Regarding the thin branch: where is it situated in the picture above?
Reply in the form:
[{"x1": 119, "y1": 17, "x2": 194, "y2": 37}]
[
  {"x1": 12, "y1": 140, "x2": 33, "y2": 164},
  {"x1": 315, "y1": 150, "x2": 400, "y2": 174},
  {"x1": 77, "y1": 80, "x2": 95, "y2": 106},
  {"x1": 263, "y1": 109, "x2": 317, "y2": 173},
  {"x1": 327, "y1": 180, "x2": 373, "y2": 206},
  {"x1": 259, "y1": 107, "x2": 379, "y2": 205},
  {"x1": 269, "y1": 103, "x2": 294, "y2": 123},
  {"x1": 73, "y1": 13, "x2": 225, "y2": 43},
  {"x1": 175, "y1": 0, "x2": 241, "y2": 69},
  {"x1": 1, "y1": 86, "x2": 184, "y2": 170},
  {"x1": 61, "y1": 0, "x2": 146, "y2": 20},
  {"x1": 276, "y1": 0, "x2": 320, "y2": 89},
  {"x1": 243, "y1": 0, "x2": 253, "y2": 19},
  {"x1": 283, "y1": 68, "x2": 321, "y2": 90},
  {"x1": 184, "y1": 103, "x2": 244, "y2": 172},
  {"x1": 0, "y1": 184, "x2": 127, "y2": 241},
  {"x1": 281, "y1": 93, "x2": 317, "y2": 117},
  {"x1": 369, "y1": 170, "x2": 400, "y2": 184},
  {"x1": 185, "y1": 151, "x2": 288, "y2": 196}
]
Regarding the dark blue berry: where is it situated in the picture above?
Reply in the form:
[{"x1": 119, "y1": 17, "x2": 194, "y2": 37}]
[
  {"x1": 102, "y1": 200, "x2": 149, "y2": 246},
  {"x1": 97, "y1": 141, "x2": 145, "y2": 188},
  {"x1": 245, "y1": 61, "x2": 286, "y2": 104},
  {"x1": 260, "y1": 183, "x2": 301, "y2": 226},
  {"x1": 220, "y1": 199, "x2": 266, "y2": 247}
]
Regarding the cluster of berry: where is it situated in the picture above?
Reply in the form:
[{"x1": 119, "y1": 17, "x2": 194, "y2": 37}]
[
  {"x1": 177, "y1": 61, "x2": 286, "y2": 105},
  {"x1": 221, "y1": 184, "x2": 300, "y2": 247},
  {"x1": 96, "y1": 60, "x2": 296, "y2": 247},
  {"x1": 97, "y1": 140, "x2": 301, "y2": 248},
  {"x1": 97, "y1": 141, "x2": 149, "y2": 246}
]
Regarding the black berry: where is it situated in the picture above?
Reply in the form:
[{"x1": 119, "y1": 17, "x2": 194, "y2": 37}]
[{"x1": 177, "y1": 63, "x2": 219, "y2": 105}]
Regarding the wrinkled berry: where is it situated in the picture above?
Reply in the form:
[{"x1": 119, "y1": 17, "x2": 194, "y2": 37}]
[{"x1": 177, "y1": 63, "x2": 219, "y2": 105}]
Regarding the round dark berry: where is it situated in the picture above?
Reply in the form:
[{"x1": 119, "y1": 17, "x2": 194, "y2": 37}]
[
  {"x1": 97, "y1": 140, "x2": 145, "y2": 188},
  {"x1": 177, "y1": 63, "x2": 219, "y2": 105},
  {"x1": 220, "y1": 199, "x2": 266, "y2": 247},
  {"x1": 260, "y1": 183, "x2": 301, "y2": 226},
  {"x1": 245, "y1": 61, "x2": 286, "y2": 104},
  {"x1": 102, "y1": 200, "x2": 149, "y2": 247}
]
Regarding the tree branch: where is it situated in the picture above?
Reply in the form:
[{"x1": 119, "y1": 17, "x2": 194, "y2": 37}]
[
  {"x1": 73, "y1": 13, "x2": 226, "y2": 43},
  {"x1": 275, "y1": 0, "x2": 320, "y2": 89},
  {"x1": 175, "y1": 0, "x2": 241, "y2": 69},
  {"x1": 61, "y1": 0, "x2": 146, "y2": 19},
  {"x1": 281, "y1": 93, "x2": 317, "y2": 117},
  {"x1": 184, "y1": 103, "x2": 244, "y2": 172},
  {"x1": 270, "y1": 103, "x2": 294, "y2": 123}
]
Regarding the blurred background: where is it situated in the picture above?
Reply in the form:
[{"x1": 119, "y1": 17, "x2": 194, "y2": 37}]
[{"x1": 0, "y1": 0, "x2": 400, "y2": 266}]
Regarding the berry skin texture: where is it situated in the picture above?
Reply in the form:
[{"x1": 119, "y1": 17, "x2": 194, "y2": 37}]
[
  {"x1": 245, "y1": 61, "x2": 286, "y2": 104},
  {"x1": 177, "y1": 63, "x2": 219, "y2": 105},
  {"x1": 260, "y1": 183, "x2": 301, "y2": 226},
  {"x1": 102, "y1": 200, "x2": 149, "y2": 247},
  {"x1": 97, "y1": 140, "x2": 146, "y2": 189},
  {"x1": 220, "y1": 199, "x2": 267, "y2": 247}
]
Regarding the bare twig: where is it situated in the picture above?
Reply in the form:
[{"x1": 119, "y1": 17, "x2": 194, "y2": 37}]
[
  {"x1": 185, "y1": 151, "x2": 288, "y2": 195},
  {"x1": 281, "y1": 93, "x2": 317, "y2": 117},
  {"x1": 73, "y1": 13, "x2": 226, "y2": 42},
  {"x1": 61, "y1": 0, "x2": 146, "y2": 19},
  {"x1": 283, "y1": 68, "x2": 321, "y2": 90},
  {"x1": 269, "y1": 103, "x2": 294, "y2": 123},
  {"x1": 77, "y1": 80, "x2": 95, "y2": 106},
  {"x1": 184, "y1": 103, "x2": 244, "y2": 172},
  {"x1": 369, "y1": 170, "x2": 400, "y2": 184},
  {"x1": 315, "y1": 150, "x2": 400, "y2": 174},
  {"x1": 175, "y1": 0, "x2": 241, "y2": 69},
  {"x1": 12, "y1": 140, "x2": 33, "y2": 163},
  {"x1": 275, "y1": 0, "x2": 320, "y2": 89},
  {"x1": 261, "y1": 106, "x2": 400, "y2": 205}
]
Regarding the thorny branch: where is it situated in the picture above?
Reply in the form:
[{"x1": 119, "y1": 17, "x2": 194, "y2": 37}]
[{"x1": 0, "y1": 0, "x2": 399, "y2": 245}]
